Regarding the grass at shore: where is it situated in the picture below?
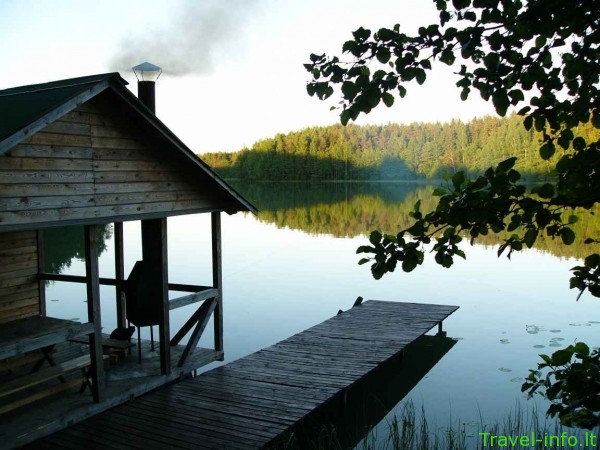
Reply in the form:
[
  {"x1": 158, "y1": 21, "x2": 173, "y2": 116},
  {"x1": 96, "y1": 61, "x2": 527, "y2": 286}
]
[{"x1": 276, "y1": 400, "x2": 599, "y2": 450}]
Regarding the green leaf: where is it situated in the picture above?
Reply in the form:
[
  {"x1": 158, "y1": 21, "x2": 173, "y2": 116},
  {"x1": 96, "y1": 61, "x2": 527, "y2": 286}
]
[
  {"x1": 398, "y1": 85, "x2": 407, "y2": 98},
  {"x1": 492, "y1": 90, "x2": 510, "y2": 116},
  {"x1": 592, "y1": 110, "x2": 600, "y2": 128},
  {"x1": 573, "y1": 342, "x2": 590, "y2": 357},
  {"x1": 535, "y1": 183, "x2": 555, "y2": 199},
  {"x1": 358, "y1": 258, "x2": 370, "y2": 265},
  {"x1": 432, "y1": 187, "x2": 447, "y2": 196},
  {"x1": 535, "y1": 209, "x2": 552, "y2": 228},
  {"x1": 508, "y1": 89, "x2": 525, "y2": 104},
  {"x1": 340, "y1": 109, "x2": 351, "y2": 126},
  {"x1": 534, "y1": 115, "x2": 545, "y2": 132},
  {"x1": 535, "y1": 35, "x2": 546, "y2": 49},
  {"x1": 356, "y1": 245, "x2": 374, "y2": 254},
  {"x1": 382, "y1": 92, "x2": 394, "y2": 107},
  {"x1": 341, "y1": 81, "x2": 359, "y2": 99},
  {"x1": 524, "y1": 229, "x2": 538, "y2": 248},
  {"x1": 452, "y1": 171, "x2": 465, "y2": 188},
  {"x1": 352, "y1": 27, "x2": 371, "y2": 42},
  {"x1": 539, "y1": 142, "x2": 555, "y2": 160},
  {"x1": 550, "y1": 349, "x2": 573, "y2": 366},
  {"x1": 402, "y1": 253, "x2": 418, "y2": 272},
  {"x1": 440, "y1": 49, "x2": 456, "y2": 65},
  {"x1": 415, "y1": 69, "x2": 426, "y2": 85},
  {"x1": 369, "y1": 230, "x2": 382, "y2": 245},
  {"x1": 342, "y1": 40, "x2": 356, "y2": 53},
  {"x1": 463, "y1": 11, "x2": 476, "y2": 21},
  {"x1": 452, "y1": 0, "x2": 470, "y2": 8},
  {"x1": 561, "y1": 227, "x2": 575, "y2": 245},
  {"x1": 572, "y1": 136, "x2": 586, "y2": 151},
  {"x1": 376, "y1": 48, "x2": 391, "y2": 64},
  {"x1": 496, "y1": 157, "x2": 517, "y2": 173}
]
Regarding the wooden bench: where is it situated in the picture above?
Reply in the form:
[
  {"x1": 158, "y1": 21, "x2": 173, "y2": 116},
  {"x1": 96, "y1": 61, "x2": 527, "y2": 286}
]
[
  {"x1": 0, "y1": 354, "x2": 108, "y2": 415},
  {"x1": 0, "y1": 349, "x2": 56, "y2": 375},
  {"x1": 69, "y1": 336, "x2": 133, "y2": 364}
]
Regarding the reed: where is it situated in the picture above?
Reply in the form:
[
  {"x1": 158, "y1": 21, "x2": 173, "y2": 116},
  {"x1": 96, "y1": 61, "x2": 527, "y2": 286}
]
[{"x1": 277, "y1": 400, "x2": 599, "y2": 450}]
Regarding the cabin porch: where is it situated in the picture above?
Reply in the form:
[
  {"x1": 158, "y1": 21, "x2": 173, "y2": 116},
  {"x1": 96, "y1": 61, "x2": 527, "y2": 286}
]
[
  {"x1": 0, "y1": 335, "x2": 221, "y2": 448},
  {"x1": 0, "y1": 214, "x2": 227, "y2": 446}
]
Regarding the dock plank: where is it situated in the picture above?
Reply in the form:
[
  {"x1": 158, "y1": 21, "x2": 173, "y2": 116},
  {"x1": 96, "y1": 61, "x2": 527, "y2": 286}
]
[{"x1": 31, "y1": 300, "x2": 458, "y2": 449}]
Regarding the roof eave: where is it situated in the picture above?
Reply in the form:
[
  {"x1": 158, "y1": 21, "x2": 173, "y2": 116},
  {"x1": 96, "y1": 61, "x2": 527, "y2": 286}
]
[
  {"x1": 106, "y1": 78, "x2": 258, "y2": 215},
  {"x1": 0, "y1": 79, "x2": 112, "y2": 156}
]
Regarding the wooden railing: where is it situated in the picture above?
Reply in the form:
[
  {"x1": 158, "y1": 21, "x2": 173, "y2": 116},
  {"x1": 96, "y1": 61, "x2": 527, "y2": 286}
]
[{"x1": 37, "y1": 273, "x2": 220, "y2": 368}]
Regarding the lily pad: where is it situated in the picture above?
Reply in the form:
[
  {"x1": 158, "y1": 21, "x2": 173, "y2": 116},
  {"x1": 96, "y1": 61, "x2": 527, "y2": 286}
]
[
  {"x1": 498, "y1": 367, "x2": 512, "y2": 373},
  {"x1": 500, "y1": 339, "x2": 510, "y2": 344},
  {"x1": 533, "y1": 344, "x2": 546, "y2": 348},
  {"x1": 549, "y1": 329, "x2": 561, "y2": 333}
]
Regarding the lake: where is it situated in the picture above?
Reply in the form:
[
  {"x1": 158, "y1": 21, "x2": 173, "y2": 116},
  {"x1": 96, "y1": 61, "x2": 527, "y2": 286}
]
[{"x1": 44, "y1": 181, "x2": 599, "y2": 446}]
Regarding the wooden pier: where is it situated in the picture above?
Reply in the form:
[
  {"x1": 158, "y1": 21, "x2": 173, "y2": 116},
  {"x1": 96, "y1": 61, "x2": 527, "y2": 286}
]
[{"x1": 28, "y1": 300, "x2": 458, "y2": 449}]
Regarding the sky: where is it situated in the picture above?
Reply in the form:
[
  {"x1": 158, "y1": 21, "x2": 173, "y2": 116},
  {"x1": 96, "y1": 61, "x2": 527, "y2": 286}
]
[{"x1": 0, "y1": 0, "x2": 495, "y2": 153}]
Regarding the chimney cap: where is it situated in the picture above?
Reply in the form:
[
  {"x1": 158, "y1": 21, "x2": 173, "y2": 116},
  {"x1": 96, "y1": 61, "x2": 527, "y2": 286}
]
[{"x1": 132, "y1": 62, "x2": 162, "y2": 82}]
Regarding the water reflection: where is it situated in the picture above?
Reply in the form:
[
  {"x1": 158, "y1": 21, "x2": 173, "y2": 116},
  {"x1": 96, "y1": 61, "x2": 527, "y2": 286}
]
[
  {"x1": 232, "y1": 181, "x2": 599, "y2": 260},
  {"x1": 43, "y1": 225, "x2": 112, "y2": 274},
  {"x1": 276, "y1": 334, "x2": 457, "y2": 449}
]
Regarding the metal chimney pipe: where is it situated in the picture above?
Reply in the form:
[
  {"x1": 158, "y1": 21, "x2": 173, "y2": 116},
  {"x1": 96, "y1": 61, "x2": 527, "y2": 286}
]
[
  {"x1": 137, "y1": 81, "x2": 156, "y2": 113},
  {"x1": 132, "y1": 62, "x2": 162, "y2": 114}
]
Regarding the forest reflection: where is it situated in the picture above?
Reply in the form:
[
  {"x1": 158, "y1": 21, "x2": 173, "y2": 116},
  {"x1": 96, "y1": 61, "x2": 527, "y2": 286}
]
[
  {"x1": 43, "y1": 225, "x2": 112, "y2": 274},
  {"x1": 233, "y1": 181, "x2": 598, "y2": 260}
]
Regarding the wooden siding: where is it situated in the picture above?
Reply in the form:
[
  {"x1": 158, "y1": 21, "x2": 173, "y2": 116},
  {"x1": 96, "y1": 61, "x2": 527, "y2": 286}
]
[
  {"x1": 0, "y1": 94, "x2": 227, "y2": 232},
  {"x1": 0, "y1": 231, "x2": 40, "y2": 323}
]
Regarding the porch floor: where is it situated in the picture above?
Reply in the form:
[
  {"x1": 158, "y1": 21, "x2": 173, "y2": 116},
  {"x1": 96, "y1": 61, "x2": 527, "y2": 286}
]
[{"x1": 0, "y1": 337, "x2": 221, "y2": 448}]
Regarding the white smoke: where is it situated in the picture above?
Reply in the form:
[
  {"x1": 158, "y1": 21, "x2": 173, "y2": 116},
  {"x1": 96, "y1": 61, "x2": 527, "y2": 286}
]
[{"x1": 110, "y1": 0, "x2": 260, "y2": 76}]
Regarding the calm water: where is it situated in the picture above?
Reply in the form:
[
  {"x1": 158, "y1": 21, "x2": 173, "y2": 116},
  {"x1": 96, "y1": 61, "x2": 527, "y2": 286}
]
[{"x1": 44, "y1": 182, "x2": 599, "y2": 445}]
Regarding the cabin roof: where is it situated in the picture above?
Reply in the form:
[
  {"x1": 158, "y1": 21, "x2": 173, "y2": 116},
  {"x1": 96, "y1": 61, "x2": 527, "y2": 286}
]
[{"x1": 0, "y1": 73, "x2": 257, "y2": 215}]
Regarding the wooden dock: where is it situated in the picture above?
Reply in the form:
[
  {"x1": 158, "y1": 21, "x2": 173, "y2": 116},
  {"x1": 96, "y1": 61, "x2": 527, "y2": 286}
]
[{"x1": 29, "y1": 300, "x2": 458, "y2": 449}]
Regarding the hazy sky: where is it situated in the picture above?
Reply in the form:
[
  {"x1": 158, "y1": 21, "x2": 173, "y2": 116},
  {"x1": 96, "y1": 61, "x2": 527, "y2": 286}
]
[{"x1": 0, "y1": 0, "x2": 495, "y2": 152}]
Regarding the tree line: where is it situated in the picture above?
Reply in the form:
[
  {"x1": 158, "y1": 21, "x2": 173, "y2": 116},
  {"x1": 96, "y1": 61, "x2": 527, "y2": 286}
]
[{"x1": 200, "y1": 116, "x2": 599, "y2": 181}]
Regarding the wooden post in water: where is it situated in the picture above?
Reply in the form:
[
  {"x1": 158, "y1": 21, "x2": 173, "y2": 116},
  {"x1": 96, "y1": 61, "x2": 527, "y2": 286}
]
[
  {"x1": 114, "y1": 222, "x2": 126, "y2": 329},
  {"x1": 36, "y1": 230, "x2": 46, "y2": 317},
  {"x1": 141, "y1": 218, "x2": 171, "y2": 375},
  {"x1": 84, "y1": 225, "x2": 105, "y2": 402},
  {"x1": 212, "y1": 212, "x2": 223, "y2": 357}
]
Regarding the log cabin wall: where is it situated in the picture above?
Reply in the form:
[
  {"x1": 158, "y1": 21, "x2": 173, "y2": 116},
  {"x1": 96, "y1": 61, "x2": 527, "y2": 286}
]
[
  {"x1": 0, "y1": 92, "x2": 226, "y2": 232},
  {"x1": 0, "y1": 231, "x2": 40, "y2": 323}
]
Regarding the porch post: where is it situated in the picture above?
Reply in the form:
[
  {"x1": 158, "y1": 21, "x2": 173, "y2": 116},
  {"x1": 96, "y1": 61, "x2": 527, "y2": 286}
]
[
  {"x1": 36, "y1": 230, "x2": 46, "y2": 317},
  {"x1": 84, "y1": 225, "x2": 105, "y2": 402},
  {"x1": 141, "y1": 218, "x2": 170, "y2": 375},
  {"x1": 114, "y1": 222, "x2": 126, "y2": 329},
  {"x1": 211, "y1": 212, "x2": 223, "y2": 357}
]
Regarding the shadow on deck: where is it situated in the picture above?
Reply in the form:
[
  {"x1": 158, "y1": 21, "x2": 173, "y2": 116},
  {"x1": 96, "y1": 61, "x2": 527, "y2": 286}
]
[{"x1": 0, "y1": 336, "x2": 220, "y2": 448}]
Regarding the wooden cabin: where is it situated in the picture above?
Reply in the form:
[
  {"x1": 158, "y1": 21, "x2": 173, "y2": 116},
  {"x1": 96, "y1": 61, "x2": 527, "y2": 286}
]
[{"x1": 0, "y1": 72, "x2": 256, "y2": 444}]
